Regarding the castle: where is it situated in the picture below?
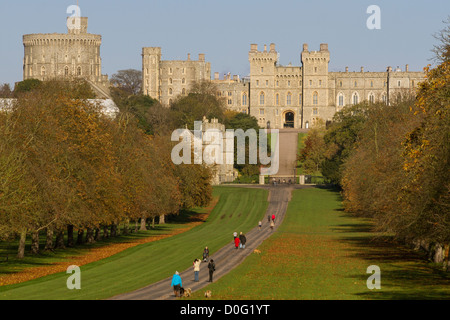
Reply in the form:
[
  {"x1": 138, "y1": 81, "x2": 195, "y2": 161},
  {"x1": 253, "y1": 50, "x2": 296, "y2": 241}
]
[
  {"x1": 21, "y1": 16, "x2": 425, "y2": 130},
  {"x1": 142, "y1": 43, "x2": 425, "y2": 129},
  {"x1": 22, "y1": 17, "x2": 111, "y2": 98}
]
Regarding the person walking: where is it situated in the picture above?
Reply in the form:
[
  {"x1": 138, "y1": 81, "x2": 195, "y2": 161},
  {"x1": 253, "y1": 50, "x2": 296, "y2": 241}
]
[
  {"x1": 193, "y1": 258, "x2": 201, "y2": 282},
  {"x1": 208, "y1": 259, "x2": 216, "y2": 282},
  {"x1": 233, "y1": 231, "x2": 238, "y2": 240},
  {"x1": 171, "y1": 271, "x2": 182, "y2": 297},
  {"x1": 239, "y1": 232, "x2": 247, "y2": 249},
  {"x1": 272, "y1": 214, "x2": 275, "y2": 222},
  {"x1": 267, "y1": 214, "x2": 271, "y2": 223},
  {"x1": 203, "y1": 247, "x2": 209, "y2": 262},
  {"x1": 234, "y1": 236, "x2": 240, "y2": 249},
  {"x1": 270, "y1": 219, "x2": 275, "y2": 231},
  {"x1": 258, "y1": 221, "x2": 262, "y2": 230}
]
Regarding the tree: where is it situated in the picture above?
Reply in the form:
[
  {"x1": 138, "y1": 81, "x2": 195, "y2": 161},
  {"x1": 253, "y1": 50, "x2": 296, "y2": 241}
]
[
  {"x1": 110, "y1": 69, "x2": 142, "y2": 95},
  {"x1": 298, "y1": 128, "x2": 327, "y2": 174},
  {"x1": 0, "y1": 83, "x2": 12, "y2": 98}
]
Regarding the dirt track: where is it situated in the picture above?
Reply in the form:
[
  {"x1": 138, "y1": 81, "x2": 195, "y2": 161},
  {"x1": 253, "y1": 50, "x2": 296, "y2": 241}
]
[{"x1": 109, "y1": 185, "x2": 311, "y2": 300}]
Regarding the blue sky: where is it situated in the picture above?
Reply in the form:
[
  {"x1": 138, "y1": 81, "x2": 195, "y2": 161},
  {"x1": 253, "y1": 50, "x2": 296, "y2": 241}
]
[{"x1": 0, "y1": 0, "x2": 448, "y2": 85}]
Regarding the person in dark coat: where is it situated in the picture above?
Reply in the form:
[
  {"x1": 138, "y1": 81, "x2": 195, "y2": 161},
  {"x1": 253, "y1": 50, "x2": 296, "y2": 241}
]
[
  {"x1": 203, "y1": 246, "x2": 209, "y2": 262},
  {"x1": 208, "y1": 259, "x2": 216, "y2": 282},
  {"x1": 239, "y1": 232, "x2": 247, "y2": 249},
  {"x1": 267, "y1": 214, "x2": 271, "y2": 223}
]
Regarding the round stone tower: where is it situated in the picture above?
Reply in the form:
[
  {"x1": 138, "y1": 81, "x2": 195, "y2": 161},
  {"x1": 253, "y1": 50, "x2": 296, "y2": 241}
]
[{"x1": 22, "y1": 17, "x2": 109, "y2": 95}]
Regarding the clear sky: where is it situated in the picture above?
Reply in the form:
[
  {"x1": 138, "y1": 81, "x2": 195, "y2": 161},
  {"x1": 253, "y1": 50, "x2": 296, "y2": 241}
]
[{"x1": 0, "y1": 0, "x2": 448, "y2": 85}]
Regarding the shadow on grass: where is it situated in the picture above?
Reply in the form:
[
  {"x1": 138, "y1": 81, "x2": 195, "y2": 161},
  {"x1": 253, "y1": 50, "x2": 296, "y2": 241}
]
[{"x1": 333, "y1": 215, "x2": 450, "y2": 299}]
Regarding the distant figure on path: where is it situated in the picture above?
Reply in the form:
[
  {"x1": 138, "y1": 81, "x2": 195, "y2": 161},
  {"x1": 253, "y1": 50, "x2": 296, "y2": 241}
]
[
  {"x1": 193, "y1": 259, "x2": 201, "y2": 282},
  {"x1": 234, "y1": 236, "x2": 240, "y2": 249},
  {"x1": 171, "y1": 271, "x2": 182, "y2": 297},
  {"x1": 272, "y1": 214, "x2": 275, "y2": 222},
  {"x1": 267, "y1": 214, "x2": 271, "y2": 223},
  {"x1": 203, "y1": 247, "x2": 209, "y2": 262},
  {"x1": 233, "y1": 231, "x2": 238, "y2": 239},
  {"x1": 208, "y1": 259, "x2": 216, "y2": 282},
  {"x1": 270, "y1": 220, "x2": 275, "y2": 231},
  {"x1": 239, "y1": 232, "x2": 247, "y2": 249},
  {"x1": 258, "y1": 221, "x2": 262, "y2": 230}
]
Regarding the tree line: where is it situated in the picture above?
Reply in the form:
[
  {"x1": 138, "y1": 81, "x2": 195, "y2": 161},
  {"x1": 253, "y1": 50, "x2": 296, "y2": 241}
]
[
  {"x1": 298, "y1": 22, "x2": 449, "y2": 268},
  {"x1": 0, "y1": 79, "x2": 213, "y2": 258}
]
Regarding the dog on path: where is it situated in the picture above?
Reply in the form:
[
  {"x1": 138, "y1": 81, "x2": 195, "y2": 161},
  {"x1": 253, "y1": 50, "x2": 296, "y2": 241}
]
[{"x1": 253, "y1": 249, "x2": 261, "y2": 254}]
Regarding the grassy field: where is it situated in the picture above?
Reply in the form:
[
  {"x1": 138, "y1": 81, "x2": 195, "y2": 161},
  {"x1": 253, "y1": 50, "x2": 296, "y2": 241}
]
[
  {"x1": 187, "y1": 187, "x2": 450, "y2": 300},
  {"x1": 0, "y1": 186, "x2": 269, "y2": 300}
]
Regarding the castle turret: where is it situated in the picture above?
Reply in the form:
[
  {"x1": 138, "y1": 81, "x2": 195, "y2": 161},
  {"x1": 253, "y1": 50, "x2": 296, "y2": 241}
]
[{"x1": 142, "y1": 47, "x2": 162, "y2": 98}]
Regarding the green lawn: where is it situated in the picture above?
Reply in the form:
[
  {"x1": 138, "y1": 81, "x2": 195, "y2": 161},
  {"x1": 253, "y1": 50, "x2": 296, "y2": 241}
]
[
  {"x1": 187, "y1": 187, "x2": 450, "y2": 300},
  {"x1": 0, "y1": 186, "x2": 268, "y2": 300}
]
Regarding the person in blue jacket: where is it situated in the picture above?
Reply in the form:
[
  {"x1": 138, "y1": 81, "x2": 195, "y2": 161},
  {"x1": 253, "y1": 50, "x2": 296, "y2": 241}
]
[{"x1": 171, "y1": 271, "x2": 182, "y2": 297}]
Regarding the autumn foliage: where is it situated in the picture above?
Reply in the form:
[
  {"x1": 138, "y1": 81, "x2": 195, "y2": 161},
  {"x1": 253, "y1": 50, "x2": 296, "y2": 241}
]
[{"x1": 0, "y1": 80, "x2": 213, "y2": 258}]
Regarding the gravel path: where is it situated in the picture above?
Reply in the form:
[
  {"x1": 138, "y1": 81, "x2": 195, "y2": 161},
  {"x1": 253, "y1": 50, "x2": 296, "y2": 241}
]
[{"x1": 109, "y1": 185, "x2": 310, "y2": 300}]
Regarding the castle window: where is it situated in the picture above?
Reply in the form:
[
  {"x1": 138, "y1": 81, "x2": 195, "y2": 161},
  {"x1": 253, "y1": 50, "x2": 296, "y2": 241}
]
[
  {"x1": 276, "y1": 81, "x2": 279, "y2": 86},
  {"x1": 276, "y1": 93, "x2": 279, "y2": 106},
  {"x1": 182, "y1": 78, "x2": 186, "y2": 84},
  {"x1": 64, "y1": 66, "x2": 69, "y2": 76},
  {"x1": 261, "y1": 67, "x2": 264, "y2": 73},
  {"x1": 338, "y1": 93, "x2": 344, "y2": 106},
  {"x1": 259, "y1": 92, "x2": 265, "y2": 105},
  {"x1": 77, "y1": 67, "x2": 82, "y2": 76},
  {"x1": 398, "y1": 80, "x2": 401, "y2": 87},
  {"x1": 169, "y1": 78, "x2": 173, "y2": 85},
  {"x1": 369, "y1": 93, "x2": 375, "y2": 104},
  {"x1": 182, "y1": 88, "x2": 186, "y2": 95},
  {"x1": 260, "y1": 109, "x2": 265, "y2": 115},
  {"x1": 242, "y1": 93, "x2": 247, "y2": 106},
  {"x1": 352, "y1": 92, "x2": 359, "y2": 105},
  {"x1": 256, "y1": 80, "x2": 259, "y2": 86},
  {"x1": 309, "y1": 80, "x2": 312, "y2": 86},
  {"x1": 313, "y1": 108, "x2": 318, "y2": 115},
  {"x1": 228, "y1": 99, "x2": 232, "y2": 105},
  {"x1": 228, "y1": 91, "x2": 232, "y2": 97},
  {"x1": 315, "y1": 67, "x2": 317, "y2": 73},
  {"x1": 266, "y1": 80, "x2": 269, "y2": 86},
  {"x1": 288, "y1": 80, "x2": 291, "y2": 87},
  {"x1": 299, "y1": 94, "x2": 302, "y2": 105},
  {"x1": 41, "y1": 66, "x2": 46, "y2": 76},
  {"x1": 319, "y1": 80, "x2": 322, "y2": 86},
  {"x1": 287, "y1": 92, "x2": 292, "y2": 105},
  {"x1": 313, "y1": 92, "x2": 318, "y2": 105},
  {"x1": 339, "y1": 81, "x2": 343, "y2": 87},
  {"x1": 169, "y1": 68, "x2": 173, "y2": 74},
  {"x1": 182, "y1": 68, "x2": 185, "y2": 74},
  {"x1": 382, "y1": 93, "x2": 387, "y2": 104},
  {"x1": 370, "y1": 81, "x2": 374, "y2": 87},
  {"x1": 169, "y1": 88, "x2": 173, "y2": 95},
  {"x1": 354, "y1": 81, "x2": 357, "y2": 87}
]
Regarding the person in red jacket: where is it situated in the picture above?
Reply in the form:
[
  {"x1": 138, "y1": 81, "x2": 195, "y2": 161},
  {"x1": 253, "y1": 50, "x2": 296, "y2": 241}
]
[
  {"x1": 234, "y1": 236, "x2": 240, "y2": 249},
  {"x1": 272, "y1": 214, "x2": 276, "y2": 222}
]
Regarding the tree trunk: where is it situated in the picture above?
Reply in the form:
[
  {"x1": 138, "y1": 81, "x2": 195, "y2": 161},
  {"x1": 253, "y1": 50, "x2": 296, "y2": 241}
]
[
  {"x1": 123, "y1": 219, "x2": 130, "y2": 235},
  {"x1": 102, "y1": 225, "x2": 109, "y2": 239},
  {"x1": 17, "y1": 230, "x2": 27, "y2": 259},
  {"x1": 140, "y1": 217, "x2": 147, "y2": 231},
  {"x1": 44, "y1": 228, "x2": 54, "y2": 251},
  {"x1": 85, "y1": 228, "x2": 95, "y2": 244},
  {"x1": 152, "y1": 217, "x2": 155, "y2": 229},
  {"x1": 159, "y1": 214, "x2": 165, "y2": 224},
  {"x1": 31, "y1": 231, "x2": 40, "y2": 255},
  {"x1": 76, "y1": 229, "x2": 84, "y2": 245},
  {"x1": 55, "y1": 229, "x2": 65, "y2": 249},
  {"x1": 110, "y1": 223, "x2": 117, "y2": 237},
  {"x1": 94, "y1": 228, "x2": 101, "y2": 241},
  {"x1": 134, "y1": 220, "x2": 139, "y2": 233},
  {"x1": 67, "y1": 225, "x2": 74, "y2": 247}
]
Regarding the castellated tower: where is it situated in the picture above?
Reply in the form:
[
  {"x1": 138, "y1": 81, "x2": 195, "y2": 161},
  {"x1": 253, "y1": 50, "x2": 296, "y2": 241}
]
[
  {"x1": 142, "y1": 48, "x2": 211, "y2": 106},
  {"x1": 22, "y1": 17, "x2": 110, "y2": 97},
  {"x1": 301, "y1": 43, "x2": 332, "y2": 128}
]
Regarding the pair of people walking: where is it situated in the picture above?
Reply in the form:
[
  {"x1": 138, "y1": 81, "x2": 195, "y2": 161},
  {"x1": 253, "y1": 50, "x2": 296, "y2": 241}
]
[{"x1": 233, "y1": 231, "x2": 247, "y2": 249}]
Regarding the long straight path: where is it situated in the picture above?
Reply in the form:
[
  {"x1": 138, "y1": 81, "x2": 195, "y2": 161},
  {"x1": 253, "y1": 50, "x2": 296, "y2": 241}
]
[{"x1": 109, "y1": 185, "x2": 309, "y2": 300}]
